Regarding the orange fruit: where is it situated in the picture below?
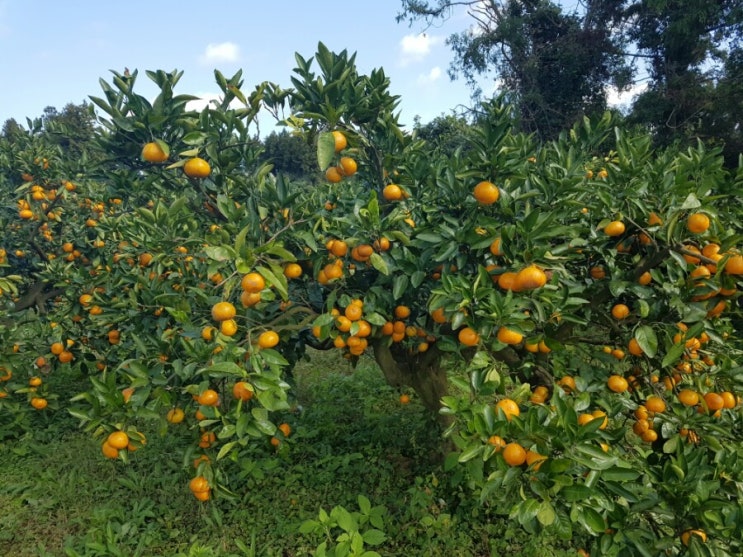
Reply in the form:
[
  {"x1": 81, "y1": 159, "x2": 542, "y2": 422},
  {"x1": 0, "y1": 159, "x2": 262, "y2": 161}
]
[
  {"x1": 107, "y1": 431, "x2": 129, "y2": 450},
  {"x1": 284, "y1": 263, "x2": 302, "y2": 279},
  {"x1": 328, "y1": 239, "x2": 348, "y2": 257},
  {"x1": 558, "y1": 376, "x2": 577, "y2": 393},
  {"x1": 277, "y1": 423, "x2": 292, "y2": 437},
  {"x1": 399, "y1": 393, "x2": 411, "y2": 405},
  {"x1": 632, "y1": 419, "x2": 650, "y2": 435},
  {"x1": 502, "y1": 442, "x2": 527, "y2": 466},
  {"x1": 497, "y1": 327, "x2": 523, "y2": 345},
  {"x1": 514, "y1": 265, "x2": 547, "y2": 290},
  {"x1": 344, "y1": 304, "x2": 363, "y2": 321},
  {"x1": 199, "y1": 431, "x2": 216, "y2": 448},
  {"x1": 338, "y1": 157, "x2": 357, "y2": 177},
  {"x1": 677, "y1": 389, "x2": 699, "y2": 406},
  {"x1": 637, "y1": 271, "x2": 652, "y2": 285},
  {"x1": 607, "y1": 375, "x2": 629, "y2": 393},
  {"x1": 489, "y1": 237, "x2": 503, "y2": 257},
  {"x1": 497, "y1": 271, "x2": 519, "y2": 291},
  {"x1": 141, "y1": 141, "x2": 168, "y2": 163},
  {"x1": 50, "y1": 341, "x2": 64, "y2": 355},
  {"x1": 457, "y1": 327, "x2": 480, "y2": 347},
  {"x1": 121, "y1": 387, "x2": 134, "y2": 403},
  {"x1": 496, "y1": 398, "x2": 520, "y2": 421},
  {"x1": 30, "y1": 397, "x2": 48, "y2": 410},
  {"x1": 189, "y1": 476, "x2": 210, "y2": 494},
  {"x1": 703, "y1": 392, "x2": 724, "y2": 412},
  {"x1": 183, "y1": 157, "x2": 211, "y2": 178},
  {"x1": 373, "y1": 237, "x2": 391, "y2": 251},
  {"x1": 578, "y1": 413, "x2": 595, "y2": 426},
  {"x1": 101, "y1": 441, "x2": 119, "y2": 459},
  {"x1": 611, "y1": 303, "x2": 630, "y2": 320},
  {"x1": 645, "y1": 396, "x2": 666, "y2": 413},
  {"x1": 331, "y1": 130, "x2": 347, "y2": 153},
  {"x1": 681, "y1": 529, "x2": 707, "y2": 546},
  {"x1": 258, "y1": 330, "x2": 280, "y2": 349},
  {"x1": 211, "y1": 301, "x2": 236, "y2": 322},
  {"x1": 720, "y1": 391, "x2": 736, "y2": 409},
  {"x1": 525, "y1": 450, "x2": 547, "y2": 470},
  {"x1": 325, "y1": 166, "x2": 343, "y2": 183},
  {"x1": 193, "y1": 488, "x2": 211, "y2": 501},
  {"x1": 604, "y1": 220, "x2": 625, "y2": 236},
  {"x1": 382, "y1": 184, "x2": 403, "y2": 201},
  {"x1": 394, "y1": 305, "x2": 411, "y2": 319},
  {"x1": 166, "y1": 407, "x2": 185, "y2": 423},
  {"x1": 724, "y1": 254, "x2": 743, "y2": 275},
  {"x1": 220, "y1": 319, "x2": 238, "y2": 336},
  {"x1": 686, "y1": 212, "x2": 710, "y2": 234},
  {"x1": 641, "y1": 429, "x2": 658, "y2": 443},
  {"x1": 647, "y1": 212, "x2": 663, "y2": 226},
  {"x1": 488, "y1": 435, "x2": 506, "y2": 450},
  {"x1": 472, "y1": 181, "x2": 500, "y2": 205},
  {"x1": 627, "y1": 338, "x2": 644, "y2": 356},
  {"x1": 240, "y1": 291, "x2": 261, "y2": 308},
  {"x1": 431, "y1": 307, "x2": 447, "y2": 324},
  {"x1": 58, "y1": 350, "x2": 74, "y2": 363},
  {"x1": 232, "y1": 381, "x2": 254, "y2": 401},
  {"x1": 241, "y1": 272, "x2": 265, "y2": 293},
  {"x1": 589, "y1": 266, "x2": 606, "y2": 280},
  {"x1": 198, "y1": 389, "x2": 220, "y2": 407}
]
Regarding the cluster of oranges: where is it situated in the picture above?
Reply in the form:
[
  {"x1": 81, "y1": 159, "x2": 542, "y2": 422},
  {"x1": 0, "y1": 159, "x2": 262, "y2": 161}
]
[
  {"x1": 379, "y1": 305, "x2": 435, "y2": 353},
  {"x1": 323, "y1": 299, "x2": 372, "y2": 357},
  {"x1": 101, "y1": 429, "x2": 146, "y2": 458},
  {"x1": 324, "y1": 131, "x2": 358, "y2": 183},
  {"x1": 487, "y1": 398, "x2": 545, "y2": 468},
  {"x1": 316, "y1": 237, "x2": 391, "y2": 285}
]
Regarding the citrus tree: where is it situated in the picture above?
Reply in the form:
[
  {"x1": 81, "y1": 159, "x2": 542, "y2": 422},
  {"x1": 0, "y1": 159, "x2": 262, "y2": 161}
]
[{"x1": 1, "y1": 42, "x2": 741, "y2": 555}]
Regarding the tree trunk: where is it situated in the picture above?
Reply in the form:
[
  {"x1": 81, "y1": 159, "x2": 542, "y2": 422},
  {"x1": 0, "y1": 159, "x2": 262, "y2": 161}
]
[{"x1": 371, "y1": 339, "x2": 451, "y2": 426}]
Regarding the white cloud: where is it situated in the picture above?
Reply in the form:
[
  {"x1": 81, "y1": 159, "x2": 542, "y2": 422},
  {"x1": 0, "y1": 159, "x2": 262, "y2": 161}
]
[
  {"x1": 417, "y1": 67, "x2": 443, "y2": 85},
  {"x1": 607, "y1": 82, "x2": 648, "y2": 109},
  {"x1": 199, "y1": 42, "x2": 240, "y2": 64},
  {"x1": 399, "y1": 33, "x2": 441, "y2": 66},
  {"x1": 186, "y1": 93, "x2": 249, "y2": 112}
]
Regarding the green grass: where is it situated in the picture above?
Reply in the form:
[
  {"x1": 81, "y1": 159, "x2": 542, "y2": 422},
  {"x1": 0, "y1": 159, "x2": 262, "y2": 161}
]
[{"x1": 0, "y1": 349, "x2": 578, "y2": 556}]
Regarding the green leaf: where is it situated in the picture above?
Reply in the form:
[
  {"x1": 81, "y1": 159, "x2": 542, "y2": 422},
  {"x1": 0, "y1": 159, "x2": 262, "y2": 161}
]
[
  {"x1": 392, "y1": 275, "x2": 409, "y2": 300},
  {"x1": 581, "y1": 506, "x2": 606, "y2": 534},
  {"x1": 357, "y1": 495, "x2": 371, "y2": 515},
  {"x1": 553, "y1": 509, "x2": 573, "y2": 540},
  {"x1": 334, "y1": 506, "x2": 357, "y2": 533},
  {"x1": 661, "y1": 342, "x2": 686, "y2": 368},
  {"x1": 362, "y1": 529, "x2": 386, "y2": 546},
  {"x1": 537, "y1": 501, "x2": 556, "y2": 526},
  {"x1": 369, "y1": 253, "x2": 389, "y2": 275},
  {"x1": 216, "y1": 441, "x2": 236, "y2": 460},
  {"x1": 634, "y1": 325, "x2": 658, "y2": 357},
  {"x1": 181, "y1": 131, "x2": 207, "y2": 146},
  {"x1": 458, "y1": 445, "x2": 483, "y2": 463},
  {"x1": 317, "y1": 132, "x2": 335, "y2": 171},
  {"x1": 204, "y1": 245, "x2": 236, "y2": 262}
]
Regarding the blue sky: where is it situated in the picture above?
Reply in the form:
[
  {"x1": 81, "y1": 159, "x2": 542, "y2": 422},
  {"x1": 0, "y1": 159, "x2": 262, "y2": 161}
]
[{"x1": 0, "y1": 0, "x2": 494, "y2": 132}]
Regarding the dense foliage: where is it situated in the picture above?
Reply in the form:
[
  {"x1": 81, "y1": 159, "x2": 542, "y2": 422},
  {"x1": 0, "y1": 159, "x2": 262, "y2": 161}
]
[{"x1": 1, "y1": 41, "x2": 742, "y2": 556}]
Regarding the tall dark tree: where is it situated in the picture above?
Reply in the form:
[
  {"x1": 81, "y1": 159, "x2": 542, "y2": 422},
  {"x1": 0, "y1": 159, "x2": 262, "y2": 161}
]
[
  {"x1": 398, "y1": 0, "x2": 629, "y2": 138},
  {"x1": 41, "y1": 101, "x2": 98, "y2": 159},
  {"x1": 398, "y1": 0, "x2": 743, "y2": 158},
  {"x1": 260, "y1": 130, "x2": 316, "y2": 179},
  {"x1": 625, "y1": 0, "x2": 743, "y2": 160}
]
